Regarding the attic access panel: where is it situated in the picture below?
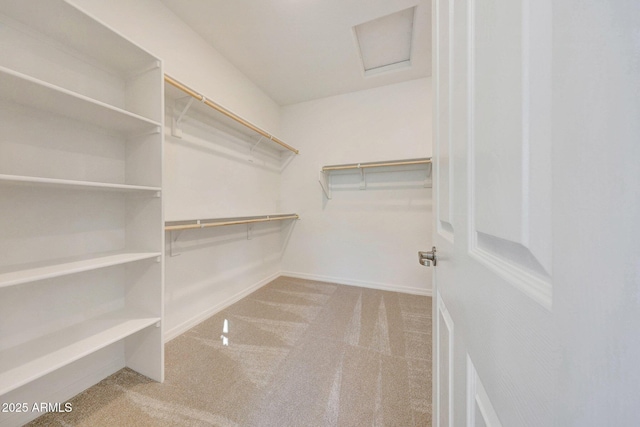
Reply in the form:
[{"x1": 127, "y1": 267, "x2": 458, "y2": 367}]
[{"x1": 354, "y1": 7, "x2": 416, "y2": 76}]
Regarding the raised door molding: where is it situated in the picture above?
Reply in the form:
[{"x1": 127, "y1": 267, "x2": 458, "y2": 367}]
[
  {"x1": 436, "y1": 292, "x2": 454, "y2": 427},
  {"x1": 467, "y1": 0, "x2": 552, "y2": 309},
  {"x1": 434, "y1": 0, "x2": 455, "y2": 242}
]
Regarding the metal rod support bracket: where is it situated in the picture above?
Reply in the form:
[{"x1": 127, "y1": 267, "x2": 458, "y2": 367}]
[
  {"x1": 424, "y1": 163, "x2": 433, "y2": 188},
  {"x1": 280, "y1": 150, "x2": 296, "y2": 172},
  {"x1": 319, "y1": 170, "x2": 332, "y2": 199},
  {"x1": 169, "y1": 230, "x2": 183, "y2": 257},
  {"x1": 360, "y1": 167, "x2": 366, "y2": 190},
  {"x1": 172, "y1": 97, "x2": 196, "y2": 138},
  {"x1": 251, "y1": 136, "x2": 264, "y2": 152}
]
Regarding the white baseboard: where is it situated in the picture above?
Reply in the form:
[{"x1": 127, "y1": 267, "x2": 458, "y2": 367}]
[
  {"x1": 164, "y1": 271, "x2": 280, "y2": 342},
  {"x1": 164, "y1": 269, "x2": 430, "y2": 343},
  {"x1": 280, "y1": 271, "x2": 432, "y2": 296}
]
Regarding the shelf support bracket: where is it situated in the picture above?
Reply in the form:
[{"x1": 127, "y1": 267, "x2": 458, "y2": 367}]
[
  {"x1": 424, "y1": 163, "x2": 433, "y2": 188},
  {"x1": 251, "y1": 136, "x2": 264, "y2": 152},
  {"x1": 169, "y1": 230, "x2": 183, "y2": 257},
  {"x1": 319, "y1": 170, "x2": 332, "y2": 199},
  {"x1": 248, "y1": 136, "x2": 265, "y2": 163},
  {"x1": 280, "y1": 150, "x2": 296, "y2": 173},
  {"x1": 171, "y1": 97, "x2": 195, "y2": 138},
  {"x1": 247, "y1": 224, "x2": 253, "y2": 240},
  {"x1": 360, "y1": 166, "x2": 367, "y2": 190}
]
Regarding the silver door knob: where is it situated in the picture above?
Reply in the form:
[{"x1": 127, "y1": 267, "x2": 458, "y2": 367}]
[{"x1": 418, "y1": 247, "x2": 437, "y2": 267}]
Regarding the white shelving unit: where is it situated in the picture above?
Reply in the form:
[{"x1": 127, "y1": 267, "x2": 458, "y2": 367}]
[{"x1": 0, "y1": 1, "x2": 164, "y2": 425}]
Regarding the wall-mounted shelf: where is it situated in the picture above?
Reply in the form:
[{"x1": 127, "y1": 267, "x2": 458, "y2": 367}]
[
  {"x1": 164, "y1": 75, "x2": 299, "y2": 155},
  {"x1": 319, "y1": 158, "x2": 432, "y2": 199},
  {"x1": 165, "y1": 213, "x2": 299, "y2": 231},
  {"x1": 166, "y1": 214, "x2": 299, "y2": 256},
  {"x1": 322, "y1": 158, "x2": 431, "y2": 171}
]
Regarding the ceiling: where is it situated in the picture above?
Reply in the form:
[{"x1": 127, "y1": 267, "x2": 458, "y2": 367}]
[{"x1": 160, "y1": 0, "x2": 432, "y2": 106}]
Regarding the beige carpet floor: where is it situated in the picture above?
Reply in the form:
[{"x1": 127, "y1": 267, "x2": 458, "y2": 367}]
[{"x1": 28, "y1": 276, "x2": 432, "y2": 426}]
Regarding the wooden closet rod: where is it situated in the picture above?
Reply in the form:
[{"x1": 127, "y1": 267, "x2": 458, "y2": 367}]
[
  {"x1": 322, "y1": 158, "x2": 431, "y2": 171},
  {"x1": 165, "y1": 214, "x2": 299, "y2": 232},
  {"x1": 164, "y1": 75, "x2": 299, "y2": 154}
]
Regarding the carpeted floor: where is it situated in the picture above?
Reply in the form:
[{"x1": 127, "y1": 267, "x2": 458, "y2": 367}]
[{"x1": 28, "y1": 276, "x2": 432, "y2": 426}]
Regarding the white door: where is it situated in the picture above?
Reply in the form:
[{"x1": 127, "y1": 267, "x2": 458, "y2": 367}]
[{"x1": 430, "y1": 0, "x2": 640, "y2": 426}]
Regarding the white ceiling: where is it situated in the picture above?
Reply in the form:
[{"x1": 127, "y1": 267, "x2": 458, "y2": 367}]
[{"x1": 159, "y1": 0, "x2": 432, "y2": 106}]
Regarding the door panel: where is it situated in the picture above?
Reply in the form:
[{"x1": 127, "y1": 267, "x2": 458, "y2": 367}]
[
  {"x1": 473, "y1": 0, "x2": 525, "y2": 245},
  {"x1": 467, "y1": 356, "x2": 502, "y2": 427},
  {"x1": 435, "y1": 0, "x2": 454, "y2": 240},
  {"x1": 433, "y1": 0, "x2": 556, "y2": 425},
  {"x1": 433, "y1": 0, "x2": 640, "y2": 426},
  {"x1": 469, "y1": 0, "x2": 552, "y2": 308},
  {"x1": 436, "y1": 292, "x2": 454, "y2": 427}
]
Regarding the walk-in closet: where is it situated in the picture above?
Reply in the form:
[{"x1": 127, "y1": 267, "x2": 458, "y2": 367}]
[
  {"x1": 3, "y1": 0, "x2": 639, "y2": 426},
  {"x1": 1, "y1": 1, "x2": 432, "y2": 425}
]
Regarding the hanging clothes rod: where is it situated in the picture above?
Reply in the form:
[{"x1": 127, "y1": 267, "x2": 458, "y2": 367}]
[
  {"x1": 164, "y1": 74, "x2": 299, "y2": 154},
  {"x1": 322, "y1": 158, "x2": 431, "y2": 171},
  {"x1": 165, "y1": 214, "x2": 299, "y2": 232}
]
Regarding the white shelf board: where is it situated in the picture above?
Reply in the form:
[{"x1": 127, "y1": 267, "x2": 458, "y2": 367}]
[
  {"x1": 322, "y1": 157, "x2": 432, "y2": 172},
  {"x1": 0, "y1": 0, "x2": 157, "y2": 75},
  {"x1": 165, "y1": 213, "x2": 299, "y2": 231},
  {"x1": 166, "y1": 212, "x2": 300, "y2": 224},
  {"x1": 0, "y1": 66, "x2": 160, "y2": 133},
  {"x1": 0, "y1": 174, "x2": 161, "y2": 193},
  {"x1": 0, "y1": 252, "x2": 161, "y2": 289},
  {"x1": 0, "y1": 310, "x2": 160, "y2": 396}
]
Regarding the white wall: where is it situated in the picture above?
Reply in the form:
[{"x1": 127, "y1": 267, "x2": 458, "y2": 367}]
[
  {"x1": 280, "y1": 78, "x2": 433, "y2": 294},
  {"x1": 68, "y1": 0, "x2": 286, "y2": 339},
  {"x1": 68, "y1": 0, "x2": 281, "y2": 133},
  {"x1": 161, "y1": 107, "x2": 288, "y2": 340}
]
